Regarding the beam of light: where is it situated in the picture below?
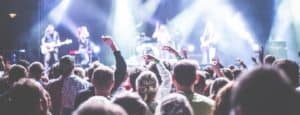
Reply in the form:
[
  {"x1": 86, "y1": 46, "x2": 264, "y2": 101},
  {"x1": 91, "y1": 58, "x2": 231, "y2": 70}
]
[
  {"x1": 137, "y1": 0, "x2": 160, "y2": 24},
  {"x1": 266, "y1": 0, "x2": 291, "y2": 59},
  {"x1": 290, "y1": 0, "x2": 300, "y2": 57},
  {"x1": 29, "y1": 0, "x2": 72, "y2": 42},
  {"x1": 168, "y1": 0, "x2": 213, "y2": 41},
  {"x1": 48, "y1": 0, "x2": 71, "y2": 25},
  {"x1": 25, "y1": 0, "x2": 74, "y2": 61},
  {"x1": 267, "y1": 0, "x2": 300, "y2": 60},
  {"x1": 269, "y1": 0, "x2": 291, "y2": 41},
  {"x1": 61, "y1": 17, "x2": 78, "y2": 36},
  {"x1": 187, "y1": 0, "x2": 259, "y2": 66},
  {"x1": 112, "y1": 0, "x2": 138, "y2": 58},
  {"x1": 227, "y1": 13, "x2": 259, "y2": 51},
  {"x1": 161, "y1": 0, "x2": 259, "y2": 66},
  {"x1": 290, "y1": 0, "x2": 300, "y2": 22}
]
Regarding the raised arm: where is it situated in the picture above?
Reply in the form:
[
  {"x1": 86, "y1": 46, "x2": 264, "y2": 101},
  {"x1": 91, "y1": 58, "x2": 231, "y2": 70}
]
[
  {"x1": 237, "y1": 58, "x2": 247, "y2": 69},
  {"x1": 162, "y1": 45, "x2": 183, "y2": 60},
  {"x1": 144, "y1": 54, "x2": 172, "y2": 101},
  {"x1": 102, "y1": 36, "x2": 127, "y2": 92}
]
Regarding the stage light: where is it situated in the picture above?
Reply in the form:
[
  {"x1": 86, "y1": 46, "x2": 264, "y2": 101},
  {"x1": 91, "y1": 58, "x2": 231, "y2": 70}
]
[
  {"x1": 92, "y1": 44, "x2": 100, "y2": 53},
  {"x1": 187, "y1": 44, "x2": 195, "y2": 52},
  {"x1": 8, "y1": 13, "x2": 17, "y2": 19},
  {"x1": 112, "y1": 0, "x2": 138, "y2": 57},
  {"x1": 48, "y1": 0, "x2": 71, "y2": 24},
  {"x1": 168, "y1": 0, "x2": 209, "y2": 41},
  {"x1": 266, "y1": 0, "x2": 300, "y2": 60},
  {"x1": 138, "y1": 0, "x2": 160, "y2": 23}
]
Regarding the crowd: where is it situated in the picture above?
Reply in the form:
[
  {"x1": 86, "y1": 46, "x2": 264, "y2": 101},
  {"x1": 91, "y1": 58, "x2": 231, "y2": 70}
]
[{"x1": 0, "y1": 36, "x2": 300, "y2": 115}]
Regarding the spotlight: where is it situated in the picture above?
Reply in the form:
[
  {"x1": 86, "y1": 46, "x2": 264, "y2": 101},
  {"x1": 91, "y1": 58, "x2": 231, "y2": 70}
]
[
  {"x1": 93, "y1": 46, "x2": 100, "y2": 53},
  {"x1": 252, "y1": 44, "x2": 260, "y2": 52},
  {"x1": 187, "y1": 44, "x2": 195, "y2": 52},
  {"x1": 8, "y1": 13, "x2": 17, "y2": 19}
]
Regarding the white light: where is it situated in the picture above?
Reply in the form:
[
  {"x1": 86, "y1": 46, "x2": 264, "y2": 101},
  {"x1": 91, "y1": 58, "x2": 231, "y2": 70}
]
[
  {"x1": 187, "y1": 44, "x2": 195, "y2": 52},
  {"x1": 8, "y1": 13, "x2": 17, "y2": 19},
  {"x1": 49, "y1": 0, "x2": 71, "y2": 24},
  {"x1": 252, "y1": 44, "x2": 260, "y2": 52},
  {"x1": 112, "y1": 0, "x2": 138, "y2": 56},
  {"x1": 93, "y1": 46, "x2": 100, "y2": 53},
  {"x1": 290, "y1": 0, "x2": 300, "y2": 21}
]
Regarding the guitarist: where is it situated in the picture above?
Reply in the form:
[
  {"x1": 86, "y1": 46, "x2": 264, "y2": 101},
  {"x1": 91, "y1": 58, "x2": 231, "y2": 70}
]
[
  {"x1": 41, "y1": 24, "x2": 60, "y2": 70},
  {"x1": 200, "y1": 22, "x2": 216, "y2": 65}
]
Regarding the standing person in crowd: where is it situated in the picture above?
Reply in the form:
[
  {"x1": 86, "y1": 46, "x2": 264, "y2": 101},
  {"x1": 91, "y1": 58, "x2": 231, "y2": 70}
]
[
  {"x1": 73, "y1": 96, "x2": 127, "y2": 115},
  {"x1": 1, "y1": 78, "x2": 51, "y2": 115},
  {"x1": 75, "y1": 66, "x2": 114, "y2": 108},
  {"x1": 47, "y1": 55, "x2": 90, "y2": 115},
  {"x1": 136, "y1": 71, "x2": 159, "y2": 113},
  {"x1": 209, "y1": 77, "x2": 230, "y2": 99},
  {"x1": 143, "y1": 54, "x2": 173, "y2": 102},
  {"x1": 173, "y1": 59, "x2": 215, "y2": 115},
  {"x1": 231, "y1": 66, "x2": 300, "y2": 115},
  {"x1": 128, "y1": 66, "x2": 146, "y2": 91},
  {"x1": 74, "y1": 36, "x2": 127, "y2": 108},
  {"x1": 273, "y1": 59, "x2": 299, "y2": 89},
  {"x1": 113, "y1": 93, "x2": 149, "y2": 115},
  {"x1": 41, "y1": 24, "x2": 60, "y2": 70},
  {"x1": 28, "y1": 61, "x2": 47, "y2": 86},
  {"x1": 155, "y1": 93, "x2": 194, "y2": 115},
  {"x1": 212, "y1": 82, "x2": 233, "y2": 115},
  {"x1": 0, "y1": 64, "x2": 27, "y2": 94}
]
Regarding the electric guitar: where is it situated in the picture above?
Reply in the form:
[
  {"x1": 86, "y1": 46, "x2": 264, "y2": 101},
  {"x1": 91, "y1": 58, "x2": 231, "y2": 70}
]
[{"x1": 41, "y1": 39, "x2": 72, "y2": 54}]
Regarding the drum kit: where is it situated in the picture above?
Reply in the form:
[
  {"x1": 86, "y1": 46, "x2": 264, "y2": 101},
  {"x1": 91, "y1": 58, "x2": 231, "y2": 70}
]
[
  {"x1": 135, "y1": 33, "x2": 175, "y2": 60},
  {"x1": 136, "y1": 33, "x2": 158, "y2": 56}
]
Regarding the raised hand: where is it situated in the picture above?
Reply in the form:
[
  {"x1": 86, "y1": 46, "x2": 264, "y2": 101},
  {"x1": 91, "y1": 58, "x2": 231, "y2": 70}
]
[
  {"x1": 162, "y1": 45, "x2": 176, "y2": 53},
  {"x1": 162, "y1": 45, "x2": 182, "y2": 59},
  {"x1": 181, "y1": 47, "x2": 188, "y2": 59},
  {"x1": 102, "y1": 36, "x2": 114, "y2": 46},
  {"x1": 143, "y1": 54, "x2": 159, "y2": 63},
  {"x1": 251, "y1": 56, "x2": 258, "y2": 65},
  {"x1": 236, "y1": 58, "x2": 247, "y2": 69},
  {"x1": 101, "y1": 36, "x2": 118, "y2": 51},
  {"x1": 258, "y1": 46, "x2": 264, "y2": 64}
]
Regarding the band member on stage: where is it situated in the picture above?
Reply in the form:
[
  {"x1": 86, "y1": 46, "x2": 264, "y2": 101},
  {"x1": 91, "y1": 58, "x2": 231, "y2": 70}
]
[
  {"x1": 41, "y1": 24, "x2": 60, "y2": 70},
  {"x1": 152, "y1": 22, "x2": 172, "y2": 46},
  {"x1": 77, "y1": 26, "x2": 92, "y2": 67},
  {"x1": 200, "y1": 22, "x2": 217, "y2": 64},
  {"x1": 152, "y1": 21, "x2": 173, "y2": 59}
]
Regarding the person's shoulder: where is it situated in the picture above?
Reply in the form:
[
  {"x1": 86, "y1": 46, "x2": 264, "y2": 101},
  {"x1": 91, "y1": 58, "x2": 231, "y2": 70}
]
[
  {"x1": 47, "y1": 77, "x2": 63, "y2": 88},
  {"x1": 69, "y1": 74, "x2": 82, "y2": 81},
  {"x1": 192, "y1": 93, "x2": 215, "y2": 106},
  {"x1": 70, "y1": 75, "x2": 90, "y2": 85},
  {"x1": 78, "y1": 87, "x2": 94, "y2": 96},
  {"x1": 48, "y1": 77, "x2": 62, "y2": 84}
]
